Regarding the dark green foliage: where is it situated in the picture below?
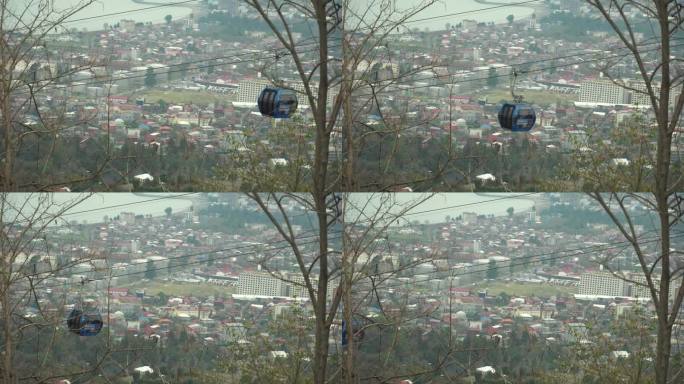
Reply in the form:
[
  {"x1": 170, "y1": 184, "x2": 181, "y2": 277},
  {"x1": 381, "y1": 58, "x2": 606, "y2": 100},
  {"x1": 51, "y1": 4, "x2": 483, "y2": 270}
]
[
  {"x1": 158, "y1": 99, "x2": 168, "y2": 113},
  {"x1": 145, "y1": 259, "x2": 156, "y2": 279},
  {"x1": 354, "y1": 134, "x2": 564, "y2": 191},
  {"x1": 487, "y1": 67, "x2": 498, "y2": 88},
  {"x1": 487, "y1": 259, "x2": 498, "y2": 279},
  {"x1": 198, "y1": 13, "x2": 313, "y2": 41},
  {"x1": 540, "y1": 12, "x2": 655, "y2": 41},
  {"x1": 144, "y1": 67, "x2": 157, "y2": 88}
]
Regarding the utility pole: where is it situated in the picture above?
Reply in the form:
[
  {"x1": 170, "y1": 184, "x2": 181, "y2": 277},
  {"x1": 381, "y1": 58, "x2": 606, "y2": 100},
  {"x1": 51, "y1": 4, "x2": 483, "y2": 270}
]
[
  {"x1": 341, "y1": 191, "x2": 355, "y2": 384},
  {"x1": 340, "y1": 1, "x2": 356, "y2": 380},
  {"x1": 342, "y1": 0, "x2": 355, "y2": 191}
]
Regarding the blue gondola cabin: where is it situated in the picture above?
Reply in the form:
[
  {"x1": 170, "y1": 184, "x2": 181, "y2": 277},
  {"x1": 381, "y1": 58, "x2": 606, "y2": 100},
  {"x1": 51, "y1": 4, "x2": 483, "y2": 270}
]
[
  {"x1": 67, "y1": 308, "x2": 103, "y2": 336},
  {"x1": 497, "y1": 103, "x2": 536, "y2": 132},
  {"x1": 341, "y1": 319, "x2": 365, "y2": 346},
  {"x1": 258, "y1": 87, "x2": 298, "y2": 119}
]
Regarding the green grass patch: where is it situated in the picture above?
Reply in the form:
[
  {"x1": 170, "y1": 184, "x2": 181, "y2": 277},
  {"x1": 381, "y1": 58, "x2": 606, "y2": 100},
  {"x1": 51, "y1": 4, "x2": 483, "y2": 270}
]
[
  {"x1": 124, "y1": 280, "x2": 234, "y2": 298},
  {"x1": 475, "y1": 281, "x2": 576, "y2": 298},
  {"x1": 142, "y1": 90, "x2": 223, "y2": 105},
  {"x1": 479, "y1": 89, "x2": 576, "y2": 107}
]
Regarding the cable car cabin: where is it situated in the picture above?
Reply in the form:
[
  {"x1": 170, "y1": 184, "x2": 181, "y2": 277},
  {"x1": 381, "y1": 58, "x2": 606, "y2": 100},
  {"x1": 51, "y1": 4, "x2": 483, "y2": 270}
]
[
  {"x1": 341, "y1": 319, "x2": 365, "y2": 346},
  {"x1": 67, "y1": 308, "x2": 103, "y2": 336},
  {"x1": 257, "y1": 87, "x2": 298, "y2": 119},
  {"x1": 497, "y1": 103, "x2": 536, "y2": 132}
]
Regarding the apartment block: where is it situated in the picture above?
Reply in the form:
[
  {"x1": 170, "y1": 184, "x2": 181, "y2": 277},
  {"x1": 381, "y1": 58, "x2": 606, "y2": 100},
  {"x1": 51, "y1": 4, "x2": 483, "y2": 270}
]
[
  {"x1": 578, "y1": 79, "x2": 682, "y2": 108},
  {"x1": 626, "y1": 80, "x2": 682, "y2": 109},
  {"x1": 237, "y1": 271, "x2": 338, "y2": 301},
  {"x1": 578, "y1": 80, "x2": 627, "y2": 104},
  {"x1": 579, "y1": 271, "x2": 683, "y2": 300},
  {"x1": 578, "y1": 272, "x2": 628, "y2": 296},
  {"x1": 235, "y1": 79, "x2": 337, "y2": 109},
  {"x1": 237, "y1": 272, "x2": 287, "y2": 296}
]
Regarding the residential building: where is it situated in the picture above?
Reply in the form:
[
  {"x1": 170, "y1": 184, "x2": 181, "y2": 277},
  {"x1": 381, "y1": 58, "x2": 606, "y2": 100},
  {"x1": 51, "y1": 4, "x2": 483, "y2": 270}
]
[
  {"x1": 237, "y1": 271, "x2": 337, "y2": 300},
  {"x1": 578, "y1": 79, "x2": 682, "y2": 108},
  {"x1": 237, "y1": 272, "x2": 287, "y2": 296},
  {"x1": 626, "y1": 80, "x2": 683, "y2": 109},
  {"x1": 628, "y1": 274, "x2": 681, "y2": 300},
  {"x1": 579, "y1": 271, "x2": 682, "y2": 300},
  {"x1": 235, "y1": 79, "x2": 337, "y2": 109},
  {"x1": 578, "y1": 271, "x2": 628, "y2": 296},
  {"x1": 287, "y1": 273, "x2": 337, "y2": 302},
  {"x1": 578, "y1": 80, "x2": 627, "y2": 104}
]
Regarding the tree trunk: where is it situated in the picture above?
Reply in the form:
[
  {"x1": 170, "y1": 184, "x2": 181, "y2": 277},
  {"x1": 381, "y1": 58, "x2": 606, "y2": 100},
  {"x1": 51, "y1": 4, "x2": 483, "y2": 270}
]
[
  {"x1": 653, "y1": 3, "x2": 674, "y2": 379},
  {"x1": 655, "y1": 318, "x2": 672, "y2": 384},
  {"x1": 313, "y1": 186, "x2": 330, "y2": 384},
  {"x1": 312, "y1": 3, "x2": 333, "y2": 379},
  {"x1": 313, "y1": 316, "x2": 330, "y2": 384},
  {"x1": 2, "y1": 289, "x2": 14, "y2": 384},
  {"x1": 654, "y1": 191, "x2": 673, "y2": 384},
  {"x1": 2, "y1": 95, "x2": 12, "y2": 191}
]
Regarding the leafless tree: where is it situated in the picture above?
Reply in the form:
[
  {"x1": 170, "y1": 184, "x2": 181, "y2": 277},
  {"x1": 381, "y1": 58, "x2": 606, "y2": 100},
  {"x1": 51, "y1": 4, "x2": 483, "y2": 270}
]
[
  {"x1": 0, "y1": 0, "x2": 117, "y2": 191},
  {"x1": 578, "y1": 1, "x2": 684, "y2": 383},
  {"x1": 242, "y1": 192, "x2": 340, "y2": 383},
  {"x1": 0, "y1": 193, "x2": 98, "y2": 384},
  {"x1": 232, "y1": 1, "x2": 441, "y2": 382},
  {"x1": 238, "y1": 192, "x2": 448, "y2": 384},
  {"x1": 0, "y1": 193, "x2": 159, "y2": 384}
]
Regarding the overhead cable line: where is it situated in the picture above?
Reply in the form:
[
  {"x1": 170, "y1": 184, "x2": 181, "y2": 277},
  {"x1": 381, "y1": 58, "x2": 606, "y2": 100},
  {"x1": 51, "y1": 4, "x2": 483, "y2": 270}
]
[
  {"x1": 31, "y1": 230, "x2": 343, "y2": 289},
  {"x1": 6, "y1": 192, "x2": 200, "y2": 226},
  {"x1": 13, "y1": 37, "x2": 672, "y2": 101},
  {"x1": 10, "y1": 0, "x2": 200, "y2": 32},
  {"x1": 10, "y1": 0, "x2": 606, "y2": 95},
  {"x1": 352, "y1": 43, "x2": 684, "y2": 98},
  {"x1": 22, "y1": 192, "x2": 557, "y2": 284},
  {"x1": 370, "y1": 232, "x2": 684, "y2": 291}
]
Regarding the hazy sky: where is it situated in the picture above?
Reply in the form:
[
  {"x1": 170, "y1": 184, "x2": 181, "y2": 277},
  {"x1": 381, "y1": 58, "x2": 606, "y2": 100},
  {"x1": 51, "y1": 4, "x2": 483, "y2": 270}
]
[
  {"x1": 349, "y1": 0, "x2": 535, "y2": 31},
  {"x1": 37, "y1": 0, "x2": 537, "y2": 32},
  {"x1": 346, "y1": 193, "x2": 537, "y2": 225},
  {"x1": 5, "y1": 193, "x2": 195, "y2": 225}
]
